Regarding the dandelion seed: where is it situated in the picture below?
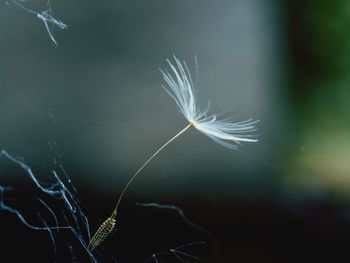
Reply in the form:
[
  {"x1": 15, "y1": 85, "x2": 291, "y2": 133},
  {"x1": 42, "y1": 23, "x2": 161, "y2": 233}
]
[{"x1": 88, "y1": 56, "x2": 258, "y2": 251}]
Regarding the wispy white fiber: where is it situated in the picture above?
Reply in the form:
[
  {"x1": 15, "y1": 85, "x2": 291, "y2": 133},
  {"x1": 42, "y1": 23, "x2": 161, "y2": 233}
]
[
  {"x1": 11, "y1": 0, "x2": 67, "y2": 47},
  {"x1": 160, "y1": 56, "x2": 258, "y2": 149},
  {"x1": 37, "y1": 9, "x2": 67, "y2": 47}
]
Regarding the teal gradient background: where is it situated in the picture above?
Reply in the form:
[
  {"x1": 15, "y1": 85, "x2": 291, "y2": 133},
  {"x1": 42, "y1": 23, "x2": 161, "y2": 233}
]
[{"x1": 1, "y1": 0, "x2": 350, "y2": 262}]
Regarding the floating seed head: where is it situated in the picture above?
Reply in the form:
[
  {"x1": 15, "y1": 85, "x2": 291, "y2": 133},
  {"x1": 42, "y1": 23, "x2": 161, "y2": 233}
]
[{"x1": 160, "y1": 56, "x2": 258, "y2": 149}]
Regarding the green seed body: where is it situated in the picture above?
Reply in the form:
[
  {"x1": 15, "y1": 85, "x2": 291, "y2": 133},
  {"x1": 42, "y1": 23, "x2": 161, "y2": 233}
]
[{"x1": 88, "y1": 217, "x2": 116, "y2": 251}]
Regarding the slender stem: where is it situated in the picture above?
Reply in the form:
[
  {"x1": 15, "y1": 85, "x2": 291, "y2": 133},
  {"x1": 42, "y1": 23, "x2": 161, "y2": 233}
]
[{"x1": 111, "y1": 122, "x2": 193, "y2": 218}]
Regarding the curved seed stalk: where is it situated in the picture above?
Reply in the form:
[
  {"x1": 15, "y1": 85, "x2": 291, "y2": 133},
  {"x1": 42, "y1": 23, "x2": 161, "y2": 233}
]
[{"x1": 88, "y1": 123, "x2": 193, "y2": 251}]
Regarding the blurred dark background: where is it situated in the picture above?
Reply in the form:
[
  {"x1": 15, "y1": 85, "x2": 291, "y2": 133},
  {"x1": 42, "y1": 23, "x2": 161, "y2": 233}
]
[{"x1": 1, "y1": 0, "x2": 350, "y2": 262}]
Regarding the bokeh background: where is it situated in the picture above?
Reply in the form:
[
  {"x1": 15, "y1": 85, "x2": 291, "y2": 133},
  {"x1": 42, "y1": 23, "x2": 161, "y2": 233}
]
[{"x1": 1, "y1": 0, "x2": 350, "y2": 262}]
